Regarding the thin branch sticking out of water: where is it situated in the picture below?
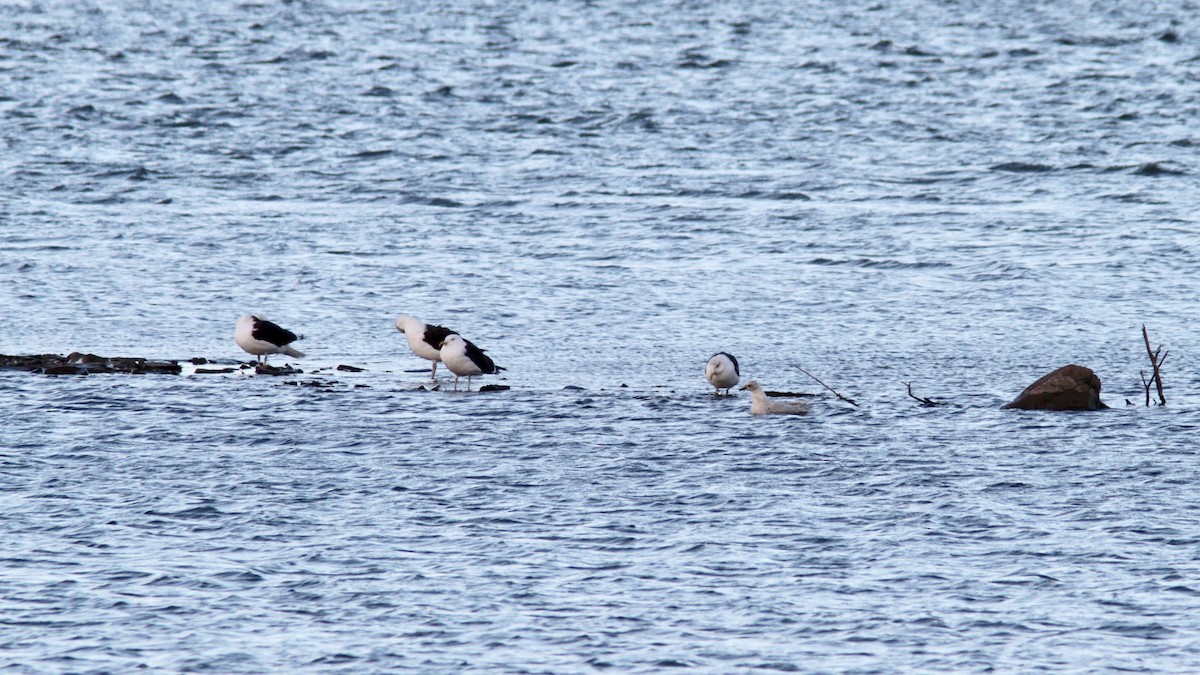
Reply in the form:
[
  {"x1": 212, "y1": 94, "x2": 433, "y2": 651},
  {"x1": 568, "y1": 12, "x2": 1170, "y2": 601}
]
[
  {"x1": 902, "y1": 381, "x2": 942, "y2": 407},
  {"x1": 791, "y1": 364, "x2": 859, "y2": 407},
  {"x1": 1141, "y1": 324, "x2": 1167, "y2": 406}
]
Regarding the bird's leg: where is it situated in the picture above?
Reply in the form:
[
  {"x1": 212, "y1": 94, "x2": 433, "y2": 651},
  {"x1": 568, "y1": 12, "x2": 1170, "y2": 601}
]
[
  {"x1": 453, "y1": 375, "x2": 459, "y2": 391},
  {"x1": 467, "y1": 375, "x2": 473, "y2": 391},
  {"x1": 431, "y1": 361, "x2": 438, "y2": 380}
]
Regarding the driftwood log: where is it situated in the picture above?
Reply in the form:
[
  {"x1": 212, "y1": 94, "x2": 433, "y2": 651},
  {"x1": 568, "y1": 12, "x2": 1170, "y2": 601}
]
[
  {"x1": 0, "y1": 353, "x2": 182, "y2": 375},
  {"x1": 0, "y1": 353, "x2": 309, "y2": 376}
]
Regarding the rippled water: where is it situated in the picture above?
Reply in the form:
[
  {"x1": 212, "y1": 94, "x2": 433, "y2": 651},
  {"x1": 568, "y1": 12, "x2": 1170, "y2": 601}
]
[{"x1": 3, "y1": 1, "x2": 1200, "y2": 671}]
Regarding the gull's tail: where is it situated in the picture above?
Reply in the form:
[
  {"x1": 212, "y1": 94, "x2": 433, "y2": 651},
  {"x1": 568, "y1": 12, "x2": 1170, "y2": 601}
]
[{"x1": 281, "y1": 345, "x2": 305, "y2": 358}]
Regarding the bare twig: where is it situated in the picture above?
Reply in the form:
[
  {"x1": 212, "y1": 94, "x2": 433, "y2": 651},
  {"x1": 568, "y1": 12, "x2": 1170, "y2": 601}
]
[
  {"x1": 902, "y1": 381, "x2": 941, "y2": 407},
  {"x1": 1140, "y1": 370, "x2": 1151, "y2": 407},
  {"x1": 1142, "y1": 324, "x2": 1167, "y2": 406},
  {"x1": 1155, "y1": 350, "x2": 1169, "y2": 405},
  {"x1": 791, "y1": 364, "x2": 860, "y2": 407}
]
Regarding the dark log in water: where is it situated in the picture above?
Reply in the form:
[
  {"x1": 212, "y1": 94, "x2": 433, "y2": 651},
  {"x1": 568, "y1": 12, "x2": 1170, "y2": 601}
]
[
  {"x1": 0, "y1": 353, "x2": 182, "y2": 375},
  {"x1": 254, "y1": 363, "x2": 302, "y2": 376}
]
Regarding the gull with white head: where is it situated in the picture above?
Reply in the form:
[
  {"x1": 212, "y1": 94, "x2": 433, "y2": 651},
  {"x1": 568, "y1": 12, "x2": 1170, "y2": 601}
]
[
  {"x1": 705, "y1": 352, "x2": 740, "y2": 395},
  {"x1": 439, "y1": 333, "x2": 503, "y2": 391},
  {"x1": 740, "y1": 381, "x2": 809, "y2": 415}
]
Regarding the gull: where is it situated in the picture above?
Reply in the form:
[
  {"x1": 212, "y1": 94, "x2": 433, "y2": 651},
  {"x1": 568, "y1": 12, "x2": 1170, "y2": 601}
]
[
  {"x1": 741, "y1": 381, "x2": 808, "y2": 415},
  {"x1": 439, "y1": 334, "x2": 502, "y2": 391},
  {"x1": 395, "y1": 314, "x2": 458, "y2": 380},
  {"x1": 705, "y1": 352, "x2": 740, "y2": 395},
  {"x1": 234, "y1": 315, "x2": 305, "y2": 364}
]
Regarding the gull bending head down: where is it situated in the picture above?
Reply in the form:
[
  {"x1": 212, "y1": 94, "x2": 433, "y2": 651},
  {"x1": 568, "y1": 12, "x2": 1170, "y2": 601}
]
[
  {"x1": 395, "y1": 314, "x2": 458, "y2": 380},
  {"x1": 705, "y1": 352, "x2": 740, "y2": 395}
]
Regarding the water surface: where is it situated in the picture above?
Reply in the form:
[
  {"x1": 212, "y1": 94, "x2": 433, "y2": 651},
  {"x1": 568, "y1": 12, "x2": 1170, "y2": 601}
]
[{"x1": 3, "y1": 1, "x2": 1200, "y2": 671}]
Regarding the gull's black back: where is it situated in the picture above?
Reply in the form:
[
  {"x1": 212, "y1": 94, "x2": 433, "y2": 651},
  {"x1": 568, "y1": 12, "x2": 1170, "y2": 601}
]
[
  {"x1": 463, "y1": 338, "x2": 500, "y2": 374},
  {"x1": 252, "y1": 316, "x2": 298, "y2": 346},
  {"x1": 423, "y1": 324, "x2": 457, "y2": 350}
]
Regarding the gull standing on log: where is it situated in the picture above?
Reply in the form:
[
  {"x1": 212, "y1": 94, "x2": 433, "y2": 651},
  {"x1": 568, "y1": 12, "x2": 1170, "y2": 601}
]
[
  {"x1": 439, "y1": 334, "x2": 502, "y2": 391},
  {"x1": 234, "y1": 314, "x2": 305, "y2": 364},
  {"x1": 741, "y1": 381, "x2": 809, "y2": 415},
  {"x1": 395, "y1": 314, "x2": 458, "y2": 380},
  {"x1": 705, "y1": 352, "x2": 740, "y2": 395}
]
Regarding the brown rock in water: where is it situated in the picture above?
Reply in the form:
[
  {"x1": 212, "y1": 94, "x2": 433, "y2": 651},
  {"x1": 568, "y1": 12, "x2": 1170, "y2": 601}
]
[{"x1": 1002, "y1": 364, "x2": 1108, "y2": 411}]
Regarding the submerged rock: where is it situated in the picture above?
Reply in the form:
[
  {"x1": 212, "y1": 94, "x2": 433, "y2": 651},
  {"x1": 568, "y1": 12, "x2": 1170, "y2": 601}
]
[{"x1": 1003, "y1": 364, "x2": 1108, "y2": 411}]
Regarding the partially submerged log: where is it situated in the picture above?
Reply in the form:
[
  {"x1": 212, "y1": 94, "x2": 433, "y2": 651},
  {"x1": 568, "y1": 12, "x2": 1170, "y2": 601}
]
[
  {"x1": 0, "y1": 353, "x2": 313, "y2": 376},
  {"x1": 254, "y1": 362, "x2": 302, "y2": 376},
  {"x1": 0, "y1": 352, "x2": 181, "y2": 375},
  {"x1": 1002, "y1": 364, "x2": 1108, "y2": 411}
]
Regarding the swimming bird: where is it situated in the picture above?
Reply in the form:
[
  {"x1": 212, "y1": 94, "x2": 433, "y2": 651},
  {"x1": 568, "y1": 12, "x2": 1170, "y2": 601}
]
[
  {"x1": 705, "y1": 352, "x2": 740, "y2": 395},
  {"x1": 234, "y1": 314, "x2": 305, "y2": 364},
  {"x1": 438, "y1": 333, "x2": 502, "y2": 391},
  {"x1": 395, "y1": 314, "x2": 458, "y2": 380},
  {"x1": 741, "y1": 381, "x2": 808, "y2": 415}
]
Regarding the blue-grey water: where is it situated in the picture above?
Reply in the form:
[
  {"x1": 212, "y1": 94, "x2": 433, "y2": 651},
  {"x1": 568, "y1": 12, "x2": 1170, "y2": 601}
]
[{"x1": 3, "y1": 1, "x2": 1200, "y2": 672}]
